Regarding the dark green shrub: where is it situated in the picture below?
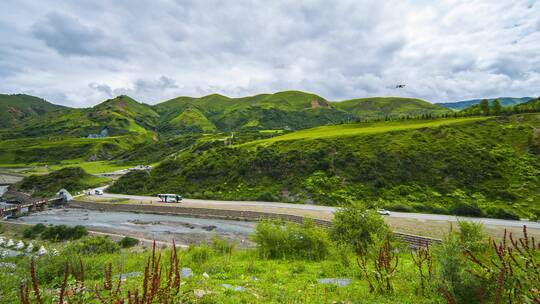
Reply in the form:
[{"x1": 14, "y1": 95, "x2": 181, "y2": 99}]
[
  {"x1": 256, "y1": 191, "x2": 278, "y2": 202},
  {"x1": 434, "y1": 231, "x2": 483, "y2": 304},
  {"x1": 211, "y1": 236, "x2": 236, "y2": 256},
  {"x1": 449, "y1": 201, "x2": 483, "y2": 217},
  {"x1": 386, "y1": 203, "x2": 413, "y2": 212},
  {"x1": 252, "y1": 218, "x2": 332, "y2": 260},
  {"x1": 187, "y1": 244, "x2": 212, "y2": 264},
  {"x1": 23, "y1": 223, "x2": 47, "y2": 239},
  {"x1": 69, "y1": 236, "x2": 120, "y2": 255},
  {"x1": 457, "y1": 221, "x2": 488, "y2": 253},
  {"x1": 118, "y1": 236, "x2": 139, "y2": 248},
  {"x1": 331, "y1": 202, "x2": 390, "y2": 255},
  {"x1": 40, "y1": 225, "x2": 88, "y2": 241},
  {"x1": 485, "y1": 207, "x2": 520, "y2": 220}
]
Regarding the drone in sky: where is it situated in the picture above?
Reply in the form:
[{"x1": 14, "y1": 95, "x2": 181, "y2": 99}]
[{"x1": 395, "y1": 84, "x2": 406, "y2": 88}]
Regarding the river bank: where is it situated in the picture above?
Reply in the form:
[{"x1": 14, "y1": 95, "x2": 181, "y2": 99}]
[{"x1": 8, "y1": 207, "x2": 256, "y2": 247}]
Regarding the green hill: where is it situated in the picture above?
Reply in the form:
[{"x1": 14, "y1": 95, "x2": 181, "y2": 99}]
[
  {"x1": 0, "y1": 94, "x2": 66, "y2": 128},
  {"x1": 6, "y1": 95, "x2": 159, "y2": 138},
  {"x1": 333, "y1": 97, "x2": 451, "y2": 119},
  {"x1": 13, "y1": 167, "x2": 109, "y2": 197},
  {"x1": 514, "y1": 97, "x2": 540, "y2": 112},
  {"x1": 0, "y1": 91, "x2": 468, "y2": 164},
  {"x1": 0, "y1": 95, "x2": 159, "y2": 164},
  {"x1": 154, "y1": 91, "x2": 352, "y2": 133},
  {"x1": 110, "y1": 114, "x2": 540, "y2": 219},
  {"x1": 154, "y1": 92, "x2": 451, "y2": 133}
]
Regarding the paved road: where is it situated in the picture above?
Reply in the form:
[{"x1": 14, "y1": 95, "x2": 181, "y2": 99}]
[{"x1": 93, "y1": 189, "x2": 540, "y2": 229}]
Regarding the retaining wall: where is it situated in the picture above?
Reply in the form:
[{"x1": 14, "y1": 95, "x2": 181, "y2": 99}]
[{"x1": 70, "y1": 200, "x2": 441, "y2": 247}]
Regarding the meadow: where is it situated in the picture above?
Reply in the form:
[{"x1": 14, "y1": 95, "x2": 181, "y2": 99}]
[{"x1": 242, "y1": 116, "x2": 490, "y2": 146}]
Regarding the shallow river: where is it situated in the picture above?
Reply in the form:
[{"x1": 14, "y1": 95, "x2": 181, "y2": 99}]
[{"x1": 13, "y1": 208, "x2": 256, "y2": 246}]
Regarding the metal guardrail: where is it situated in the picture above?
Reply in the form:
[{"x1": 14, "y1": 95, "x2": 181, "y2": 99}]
[{"x1": 0, "y1": 198, "x2": 63, "y2": 217}]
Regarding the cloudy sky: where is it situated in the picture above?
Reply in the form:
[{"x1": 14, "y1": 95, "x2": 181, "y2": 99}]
[{"x1": 0, "y1": 0, "x2": 539, "y2": 107}]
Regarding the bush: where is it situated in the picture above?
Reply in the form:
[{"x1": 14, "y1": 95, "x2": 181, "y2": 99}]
[
  {"x1": 40, "y1": 225, "x2": 88, "y2": 241},
  {"x1": 211, "y1": 236, "x2": 236, "y2": 256},
  {"x1": 485, "y1": 207, "x2": 520, "y2": 220},
  {"x1": 434, "y1": 231, "x2": 483, "y2": 304},
  {"x1": 449, "y1": 201, "x2": 483, "y2": 217},
  {"x1": 331, "y1": 202, "x2": 390, "y2": 255},
  {"x1": 69, "y1": 236, "x2": 120, "y2": 255},
  {"x1": 252, "y1": 218, "x2": 332, "y2": 260},
  {"x1": 23, "y1": 223, "x2": 47, "y2": 239},
  {"x1": 118, "y1": 236, "x2": 139, "y2": 248},
  {"x1": 457, "y1": 221, "x2": 488, "y2": 253},
  {"x1": 187, "y1": 244, "x2": 212, "y2": 264},
  {"x1": 256, "y1": 191, "x2": 278, "y2": 202},
  {"x1": 386, "y1": 203, "x2": 413, "y2": 212}
]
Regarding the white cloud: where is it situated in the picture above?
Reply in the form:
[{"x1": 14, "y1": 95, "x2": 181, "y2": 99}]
[{"x1": 0, "y1": 0, "x2": 538, "y2": 107}]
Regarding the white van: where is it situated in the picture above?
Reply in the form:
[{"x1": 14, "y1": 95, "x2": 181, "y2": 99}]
[
  {"x1": 94, "y1": 189, "x2": 104, "y2": 195},
  {"x1": 157, "y1": 194, "x2": 182, "y2": 203}
]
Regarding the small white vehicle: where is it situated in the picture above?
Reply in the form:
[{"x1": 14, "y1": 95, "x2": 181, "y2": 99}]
[
  {"x1": 94, "y1": 189, "x2": 104, "y2": 195},
  {"x1": 157, "y1": 194, "x2": 182, "y2": 203},
  {"x1": 378, "y1": 209, "x2": 391, "y2": 216}
]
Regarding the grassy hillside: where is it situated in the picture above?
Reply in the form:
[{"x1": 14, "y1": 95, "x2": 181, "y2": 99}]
[
  {"x1": 12, "y1": 167, "x2": 109, "y2": 197},
  {"x1": 4, "y1": 95, "x2": 158, "y2": 139},
  {"x1": 0, "y1": 96, "x2": 158, "y2": 164},
  {"x1": 154, "y1": 91, "x2": 353, "y2": 133},
  {"x1": 154, "y1": 92, "x2": 453, "y2": 134},
  {"x1": 0, "y1": 94, "x2": 66, "y2": 128},
  {"x1": 333, "y1": 97, "x2": 451, "y2": 119},
  {"x1": 243, "y1": 117, "x2": 488, "y2": 146},
  {"x1": 110, "y1": 114, "x2": 540, "y2": 219}
]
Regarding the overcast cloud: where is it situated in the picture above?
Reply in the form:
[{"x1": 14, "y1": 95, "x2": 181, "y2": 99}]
[{"x1": 0, "y1": 0, "x2": 539, "y2": 107}]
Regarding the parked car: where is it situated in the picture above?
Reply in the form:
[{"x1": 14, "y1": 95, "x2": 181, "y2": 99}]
[
  {"x1": 94, "y1": 189, "x2": 104, "y2": 195},
  {"x1": 378, "y1": 209, "x2": 391, "y2": 216},
  {"x1": 157, "y1": 194, "x2": 182, "y2": 203}
]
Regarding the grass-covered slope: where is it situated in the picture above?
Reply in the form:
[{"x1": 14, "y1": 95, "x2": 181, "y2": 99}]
[
  {"x1": 5, "y1": 95, "x2": 159, "y2": 139},
  {"x1": 0, "y1": 94, "x2": 66, "y2": 128},
  {"x1": 12, "y1": 167, "x2": 109, "y2": 197},
  {"x1": 110, "y1": 114, "x2": 540, "y2": 219},
  {"x1": 154, "y1": 91, "x2": 353, "y2": 133},
  {"x1": 154, "y1": 91, "x2": 453, "y2": 134},
  {"x1": 0, "y1": 96, "x2": 158, "y2": 164},
  {"x1": 0, "y1": 91, "x2": 495, "y2": 165},
  {"x1": 333, "y1": 97, "x2": 451, "y2": 119}
]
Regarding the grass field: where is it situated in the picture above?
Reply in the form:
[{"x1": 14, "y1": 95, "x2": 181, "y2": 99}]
[{"x1": 242, "y1": 116, "x2": 490, "y2": 146}]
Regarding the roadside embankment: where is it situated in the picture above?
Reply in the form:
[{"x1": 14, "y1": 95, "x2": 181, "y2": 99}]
[
  {"x1": 70, "y1": 200, "x2": 332, "y2": 226},
  {"x1": 70, "y1": 200, "x2": 442, "y2": 247}
]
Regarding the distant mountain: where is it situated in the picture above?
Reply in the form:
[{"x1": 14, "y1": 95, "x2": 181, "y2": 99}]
[
  {"x1": 437, "y1": 97, "x2": 533, "y2": 110},
  {"x1": 154, "y1": 91, "x2": 450, "y2": 134},
  {"x1": 0, "y1": 94, "x2": 66, "y2": 128},
  {"x1": 0, "y1": 91, "x2": 456, "y2": 163},
  {"x1": 154, "y1": 91, "x2": 352, "y2": 133},
  {"x1": 7, "y1": 95, "x2": 158, "y2": 139},
  {"x1": 514, "y1": 97, "x2": 540, "y2": 112}
]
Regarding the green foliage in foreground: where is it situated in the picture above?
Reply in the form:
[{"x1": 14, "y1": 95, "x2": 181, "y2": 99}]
[
  {"x1": 2, "y1": 215, "x2": 538, "y2": 303},
  {"x1": 252, "y1": 218, "x2": 332, "y2": 260},
  {"x1": 23, "y1": 224, "x2": 88, "y2": 241},
  {"x1": 14, "y1": 167, "x2": 109, "y2": 197},
  {"x1": 118, "y1": 236, "x2": 140, "y2": 248},
  {"x1": 110, "y1": 114, "x2": 540, "y2": 219}
]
